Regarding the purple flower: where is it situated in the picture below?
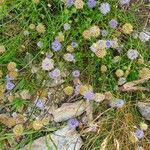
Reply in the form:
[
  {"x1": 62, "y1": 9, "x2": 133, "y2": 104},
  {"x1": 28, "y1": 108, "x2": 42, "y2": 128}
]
[
  {"x1": 51, "y1": 40, "x2": 62, "y2": 51},
  {"x1": 109, "y1": 19, "x2": 118, "y2": 29},
  {"x1": 63, "y1": 53, "x2": 75, "y2": 62},
  {"x1": 119, "y1": 0, "x2": 130, "y2": 5},
  {"x1": 68, "y1": 118, "x2": 79, "y2": 129},
  {"x1": 84, "y1": 91, "x2": 95, "y2": 100},
  {"x1": 35, "y1": 99, "x2": 45, "y2": 110},
  {"x1": 66, "y1": 0, "x2": 74, "y2": 7},
  {"x1": 6, "y1": 81, "x2": 15, "y2": 91},
  {"x1": 87, "y1": 0, "x2": 97, "y2": 8},
  {"x1": 110, "y1": 99, "x2": 125, "y2": 108},
  {"x1": 71, "y1": 42, "x2": 78, "y2": 48},
  {"x1": 72, "y1": 70, "x2": 80, "y2": 77},
  {"x1": 105, "y1": 40, "x2": 113, "y2": 48},
  {"x1": 49, "y1": 68, "x2": 61, "y2": 79},
  {"x1": 135, "y1": 129, "x2": 144, "y2": 139},
  {"x1": 99, "y1": 2, "x2": 110, "y2": 15}
]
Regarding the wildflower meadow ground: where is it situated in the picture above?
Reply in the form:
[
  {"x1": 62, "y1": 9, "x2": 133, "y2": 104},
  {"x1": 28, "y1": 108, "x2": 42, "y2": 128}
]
[{"x1": 0, "y1": 0, "x2": 150, "y2": 149}]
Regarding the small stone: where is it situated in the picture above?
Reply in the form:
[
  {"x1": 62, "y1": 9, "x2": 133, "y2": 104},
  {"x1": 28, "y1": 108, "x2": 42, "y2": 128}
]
[
  {"x1": 22, "y1": 126, "x2": 83, "y2": 150},
  {"x1": 52, "y1": 100, "x2": 86, "y2": 122},
  {"x1": 137, "y1": 102, "x2": 150, "y2": 121}
]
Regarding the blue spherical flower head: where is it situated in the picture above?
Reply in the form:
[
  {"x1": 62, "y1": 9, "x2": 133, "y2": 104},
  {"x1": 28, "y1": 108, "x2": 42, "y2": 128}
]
[
  {"x1": 51, "y1": 40, "x2": 62, "y2": 51},
  {"x1": 68, "y1": 118, "x2": 79, "y2": 129},
  {"x1": 84, "y1": 91, "x2": 95, "y2": 101},
  {"x1": 135, "y1": 129, "x2": 144, "y2": 139},
  {"x1": 109, "y1": 19, "x2": 118, "y2": 29},
  {"x1": 72, "y1": 70, "x2": 80, "y2": 78},
  {"x1": 87, "y1": 0, "x2": 97, "y2": 8},
  {"x1": 106, "y1": 40, "x2": 113, "y2": 48},
  {"x1": 99, "y1": 2, "x2": 110, "y2": 15},
  {"x1": 6, "y1": 81, "x2": 15, "y2": 91},
  {"x1": 66, "y1": 0, "x2": 74, "y2": 7},
  {"x1": 35, "y1": 99, "x2": 45, "y2": 110},
  {"x1": 49, "y1": 68, "x2": 61, "y2": 79}
]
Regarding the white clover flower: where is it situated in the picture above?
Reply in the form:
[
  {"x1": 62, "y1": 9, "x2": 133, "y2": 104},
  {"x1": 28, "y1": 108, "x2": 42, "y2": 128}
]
[
  {"x1": 37, "y1": 41, "x2": 43, "y2": 48},
  {"x1": 139, "y1": 31, "x2": 150, "y2": 42},
  {"x1": 127, "y1": 49, "x2": 139, "y2": 60},
  {"x1": 64, "y1": 23, "x2": 71, "y2": 30},
  {"x1": 23, "y1": 30, "x2": 30, "y2": 36},
  {"x1": 42, "y1": 57, "x2": 54, "y2": 71}
]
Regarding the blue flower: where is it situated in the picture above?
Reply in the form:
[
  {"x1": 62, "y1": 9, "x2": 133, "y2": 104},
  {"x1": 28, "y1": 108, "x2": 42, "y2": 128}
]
[
  {"x1": 51, "y1": 40, "x2": 62, "y2": 51},
  {"x1": 49, "y1": 68, "x2": 61, "y2": 79},
  {"x1": 109, "y1": 19, "x2": 118, "y2": 29},
  {"x1": 106, "y1": 40, "x2": 113, "y2": 48},
  {"x1": 66, "y1": 0, "x2": 74, "y2": 7},
  {"x1": 87, "y1": 0, "x2": 97, "y2": 8},
  {"x1": 135, "y1": 129, "x2": 144, "y2": 139},
  {"x1": 68, "y1": 118, "x2": 79, "y2": 129},
  {"x1": 35, "y1": 99, "x2": 45, "y2": 110},
  {"x1": 72, "y1": 70, "x2": 80, "y2": 77},
  {"x1": 84, "y1": 91, "x2": 95, "y2": 100},
  {"x1": 6, "y1": 81, "x2": 15, "y2": 91},
  {"x1": 99, "y1": 3, "x2": 110, "y2": 15}
]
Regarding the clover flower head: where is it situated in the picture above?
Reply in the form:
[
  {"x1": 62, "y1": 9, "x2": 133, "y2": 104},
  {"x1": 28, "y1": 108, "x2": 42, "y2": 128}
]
[
  {"x1": 51, "y1": 40, "x2": 62, "y2": 51},
  {"x1": 99, "y1": 2, "x2": 110, "y2": 15},
  {"x1": 74, "y1": 0, "x2": 84, "y2": 9},
  {"x1": 139, "y1": 31, "x2": 150, "y2": 42},
  {"x1": 35, "y1": 99, "x2": 45, "y2": 110},
  {"x1": 63, "y1": 53, "x2": 75, "y2": 62},
  {"x1": 42, "y1": 58, "x2": 54, "y2": 71},
  {"x1": 66, "y1": 0, "x2": 74, "y2": 7},
  {"x1": 84, "y1": 91, "x2": 95, "y2": 100},
  {"x1": 135, "y1": 129, "x2": 144, "y2": 139},
  {"x1": 72, "y1": 70, "x2": 80, "y2": 77},
  {"x1": 49, "y1": 68, "x2": 61, "y2": 79},
  {"x1": 127, "y1": 49, "x2": 139, "y2": 60},
  {"x1": 87, "y1": 0, "x2": 97, "y2": 8},
  {"x1": 109, "y1": 19, "x2": 118, "y2": 29},
  {"x1": 6, "y1": 81, "x2": 15, "y2": 91},
  {"x1": 68, "y1": 118, "x2": 79, "y2": 129},
  {"x1": 23, "y1": 30, "x2": 29, "y2": 36},
  {"x1": 105, "y1": 40, "x2": 113, "y2": 48},
  {"x1": 64, "y1": 23, "x2": 71, "y2": 30},
  {"x1": 37, "y1": 41, "x2": 43, "y2": 48}
]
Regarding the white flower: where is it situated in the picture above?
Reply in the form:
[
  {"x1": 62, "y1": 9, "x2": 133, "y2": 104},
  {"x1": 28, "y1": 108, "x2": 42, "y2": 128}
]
[
  {"x1": 37, "y1": 41, "x2": 43, "y2": 48},
  {"x1": 64, "y1": 23, "x2": 71, "y2": 30},
  {"x1": 139, "y1": 31, "x2": 150, "y2": 42},
  {"x1": 127, "y1": 49, "x2": 139, "y2": 60},
  {"x1": 42, "y1": 58, "x2": 54, "y2": 71}
]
